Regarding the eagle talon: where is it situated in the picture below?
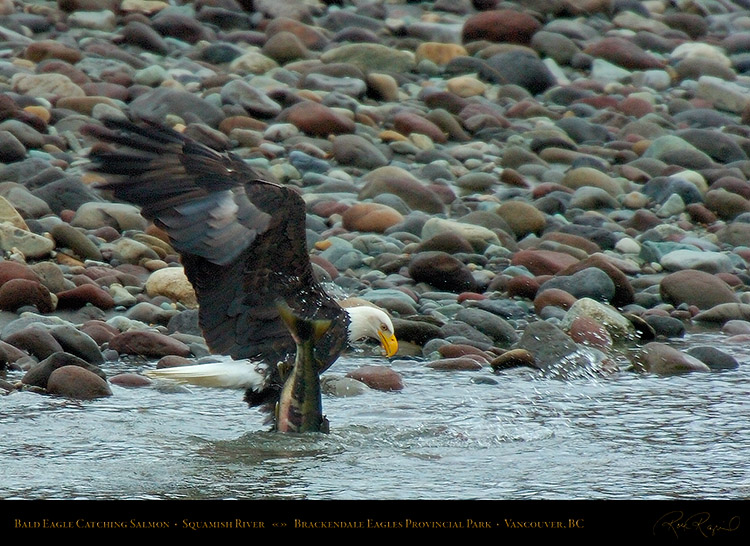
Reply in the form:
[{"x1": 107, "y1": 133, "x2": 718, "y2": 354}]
[{"x1": 277, "y1": 361, "x2": 292, "y2": 382}]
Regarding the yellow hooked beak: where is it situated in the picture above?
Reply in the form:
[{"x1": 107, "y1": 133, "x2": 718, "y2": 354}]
[{"x1": 378, "y1": 331, "x2": 398, "y2": 357}]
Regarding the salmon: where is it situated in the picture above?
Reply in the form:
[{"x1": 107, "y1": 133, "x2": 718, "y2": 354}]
[{"x1": 274, "y1": 303, "x2": 333, "y2": 433}]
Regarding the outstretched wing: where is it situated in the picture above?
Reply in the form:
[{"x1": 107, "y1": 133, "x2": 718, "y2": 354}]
[
  {"x1": 85, "y1": 118, "x2": 349, "y2": 370},
  {"x1": 86, "y1": 119, "x2": 269, "y2": 266}
]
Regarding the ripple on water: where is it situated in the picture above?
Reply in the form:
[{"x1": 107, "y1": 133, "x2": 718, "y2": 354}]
[{"x1": 2, "y1": 345, "x2": 749, "y2": 499}]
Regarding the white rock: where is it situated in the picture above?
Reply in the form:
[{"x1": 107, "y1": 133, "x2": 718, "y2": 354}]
[
  {"x1": 696, "y1": 76, "x2": 750, "y2": 114},
  {"x1": 145, "y1": 267, "x2": 198, "y2": 308},
  {"x1": 615, "y1": 237, "x2": 640, "y2": 255},
  {"x1": 670, "y1": 42, "x2": 731, "y2": 67},
  {"x1": 656, "y1": 193, "x2": 686, "y2": 217},
  {"x1": 229, "y1": 48, "x2": 278, "y2": 75},
  {"x1": 71, "y1": 202, "x2": 147, "y2": 231},
  {"x1": 0, "y1": 222, "x2": 54, "y2": 258},
  {"x1": 590, "y1": 58, "x2": 632, "y2": 83},
  {"x1": 68, "y1": 10, "x2": 117, "y2": 31}
]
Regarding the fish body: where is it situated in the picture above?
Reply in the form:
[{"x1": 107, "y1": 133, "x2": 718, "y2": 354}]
[{"x1": 275, "y1": 304, "x2": 332, "y2": 433}]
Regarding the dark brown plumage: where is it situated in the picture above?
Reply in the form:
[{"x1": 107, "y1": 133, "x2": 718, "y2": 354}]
[{"x1": 85, "y1": 118, "x2": 350, "y2": 407}]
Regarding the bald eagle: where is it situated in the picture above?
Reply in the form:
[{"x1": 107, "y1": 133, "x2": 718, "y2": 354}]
[{"x1": 85, "y1": 118, "x2": 397, "y2": 420}]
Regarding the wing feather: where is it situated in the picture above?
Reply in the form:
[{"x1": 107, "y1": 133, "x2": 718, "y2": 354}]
[{"x1": 86, "y1": 118, "x2": 349, "y2": 385}]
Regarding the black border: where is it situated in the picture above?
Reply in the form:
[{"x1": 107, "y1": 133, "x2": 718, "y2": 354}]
[{"x1": 2, "y1": 500, "x2": 748, "y2": 539}]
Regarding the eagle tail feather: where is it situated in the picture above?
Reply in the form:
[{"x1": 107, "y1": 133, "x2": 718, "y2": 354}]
[{"x1": 145, "y1": 361, "x2": 268, "y2": 391}]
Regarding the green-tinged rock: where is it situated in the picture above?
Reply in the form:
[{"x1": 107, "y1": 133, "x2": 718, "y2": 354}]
[
  {"x1": 320, "y1": 43, "x2": 415, "y2": 73},
  {"x1": 0, "y1": 222, "x2": 54, "y2": 258},
  {"x1": 560, "y1": 298, "x2": 636, "y2": 341}
]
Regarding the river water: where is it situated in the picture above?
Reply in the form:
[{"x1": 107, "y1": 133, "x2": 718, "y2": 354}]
[{"x1": 1, "y1": 331, "x2": 748, "y2": 502}]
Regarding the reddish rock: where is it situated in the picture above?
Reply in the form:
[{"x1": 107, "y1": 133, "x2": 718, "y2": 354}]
[
  {"x1": 408, "y1": 251, "x2": 479, "y2": 293},
  {"x1": 55, "y1": 284, "x2": 116, "y2": 310},
  {"x1": 617, "y1": 96, "x2": 655, "y2": 118},
  {"x1": 458, "y1": 102, "x2": 511, "y2": 127},
  {"x1": 500, "y1": 168, "x2": 529, "y2": 188},
  {"x1": 309, "y1": 200, "x2": 349, "y2": 218},
  {"x1": 716, "y1": 272, "x2": 743, "y2": 288},
  {"x1": 660, "y1": 269, "x2": 739, "y2": 310},
  {"x1": 540, "y1": 232, "x2": 601, "y2": 255},
  {"x1": 359, "y1": 166, "x2": 446, "y2": 214},
  {"x1": 462, "y1": 9, "x2": 541, "y2": 45},
  {"x1": 0, "y1": 279, "x2": 54, "y2": 313},
  {"x1": 619, "y1": 164, "x2": 651, "y2": 183},
  {"x1": 495, "y1": 200, "x2": 547, "y2": 238},
  {"x1": 533, "y1": 287, "x2": 577, "y2": 314},
  {"x1": 422, "y1": 90, "x2": 470, "y2": 115},
  {"x1": 490, "y1": 348, "x2": 536, "y2": 371},
  {"x1": 262, "y1": 31, "x2": 310, "y2": 63},
  {"x1": 576, "y1": 95, "x2": 619, "y2": 110},
  {"x1": 37, "y1": 59, "x2": 91, "y2": 85},
  {"x1": 0, "y1": 261, "x2": 40, "y2": 287},
  {"x1": 309, "y1": 255, "x2": 339, "y2": 280},
  {"x1": 109, "y1": 373, "x2": 153, "y2": 387},
  {"x1": 532, "y1": 183, "x2": 574, "y2": 199},
  {"x1": 426, "y1": 357, "x2": 485, "y2": 370},
  {"x1": 567, "y1": 315, "x2": 613, "y2": 350},
  {"x1": 721, "y1": 320, "x2": 750, "y2": 335},
  {"x1": 417, "y1": 232, "x2": 475, "y2": 255},
  {"x1": 91, "y1": 226, "x2": 122, "y2": 242},
  {"x1": 79, "y1": 320, "x2": 120, "y2": 345},
  {"x1": 265, "y1": 16, "x2": 329, "y2": 50},
  {"x1": 219, "y1": 115, "x2": 267, "y2": 134},
  {"x1": 560, "y1": 0, "x2": 612, "y2": 15},
  {"x1": 437, "y1": 343, "x2": 492, "y2": 362},
  {"x1": 151, "y1": 12, "x2": 207, "y2": 44},
  {"x1": 705, "y1": 188, "x2": 750, "y2": 220},
  {"x1": 282, "y1": 101, "x2": 355, "y2": 136},
  {"x1": 583, "y1": 37, "x2": 665, "y2": 70},
  {"x1": 426, "y1": 183, "x2": 457, "y2": 205},
  {"x1": 4, "y1": 326, "x2": 64, "y2": 360},
  {"x1": 21, "y1": 352, "x2": 102, "y2": 388},
  {"x1": 392, "y1": 111, "x2": 447, "y2": 143},
  {"x1": 24, "y1": 40, "x2": 83, "y2": 64},
  {"x1": 155, "y1": 355, "x2": 194, "y2": 369},
  {"x1": 341, "y1": 203, "x2": 404, "y2": 233},
  {"x1": 457, "y1": 292, "x2": 486, "y2": 303},
  {"x1": 81, "y1": 82, "x2": 130, "y2": 101},
  {"x1": 0, "y1": 340, "x2": 28, "y2": 364},
  {"x1": 622, "y1": 209, "x2": 663, "y2": 231},
  {"x1": 506, "y1": 275, "x2": 540, "y2": 300},
  {"x1": 58, "y1": 0, "x2": 118, "y2": 11},
  {"x1": 346, "y1": 364, "x2": 404, "y2": 391},
  {"x1": 118, "y1": 20, "x2": 170, "y2": 55},
  {"x1": 511, "y1": 249, "x2": 579, "y2": 276},
  {"x1": 633, "y1": 342, "x2": 710, "y2": 375},
  {"x1": 109, "y1": 330, "x2": 191, "y2": 358},
  {"x1": 55, "y1": 96, "x2": 117, "y2": 115},
  {"x1": 710, "y1": 176, "x2": 750, "y2": 199},
  {"x1": 47, "y1": 365, "x2": 112, "y2": 399}
]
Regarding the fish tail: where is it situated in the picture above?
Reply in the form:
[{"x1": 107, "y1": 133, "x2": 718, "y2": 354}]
[{"x1": 276, "y1": 302, "x2": 332, "y2": 344}]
